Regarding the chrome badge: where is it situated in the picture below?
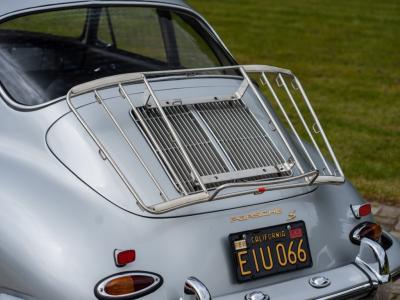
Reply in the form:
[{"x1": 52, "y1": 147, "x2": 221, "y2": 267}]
[
  {"x1": 287, "y1": 210, "x2": 297, "y2": 221},
  {"x1": 230, "y1": 208, "x2": 282, "y2": 223},
  {"x1": 245, "y1": 291, "x2": 269, "y2": 300},
  {"x1": 309, "y1": 276, "x2": 331, "y2": 288}
]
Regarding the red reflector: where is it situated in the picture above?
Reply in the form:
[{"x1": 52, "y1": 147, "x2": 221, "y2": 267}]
[
  {"x1": 290, "y1": 228, "x2": 303, "y2": 239},
  {"x1": 257, "y1": 187, "x2": 267, "y2": 193},
  {"x1": 115, "y1": 250, "x2": 136, "y2": 267},
  {"x1": 351, "y1": 203, "x2": 372, "y2": 218},
  {"x1": 359, "y1": 204, "x2": 371, "y2": 217}
]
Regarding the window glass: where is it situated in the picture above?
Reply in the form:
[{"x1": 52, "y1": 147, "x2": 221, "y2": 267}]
[
  {"x1": 0, "y1": 9, "x2": 86, "y2": 39},
  {"x1": 102, "y1": 7, "x2": 167, "y2": 62},
  {"x1": 172, "y1": 13, "x2": 221, "y2": 68},
  {"x1": 97, "y1": 8, "x2": 114, "y2": 45},
  {"x1": 0, "y1": 6, "x2": 233, "y2": 106}
]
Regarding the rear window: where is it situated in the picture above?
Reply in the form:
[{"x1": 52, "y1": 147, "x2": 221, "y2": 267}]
[
  {"x1": 0, "y1": 9, "x2": 86, "y2": 39},
  {"x1": 0, "y1": 6, "x2": 233, "y2": 106},
  {"x1": 98, "y1": 7, "x2": 168, "y2": 62}
]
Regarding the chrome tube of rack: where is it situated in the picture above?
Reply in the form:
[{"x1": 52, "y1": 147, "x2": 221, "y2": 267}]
[
  {"x1": 93, "y1": 90, "x2": 167, "y2": 201},
  {"x1": 65, "y1": 64, "x2": 345, "y2": 214},
  {"x1": 66, "y1": 89, "x2": 155, "y2": 214},
  {"x1": 208, "y1": 170, "x2": 319, "y2": 202},
  {"x1": 151, "y1": 171, "x2": 319, "y2": 213},
  {"x1": 277, "y1": 74, "x2": 332, "y2": 174},
  {"x1": 239, "y1": 67, "x2": 305, "y2": 174},
  {"x1": 293, "y1": 76, "x2": 344, "y2": 177},
  {"x1": 142, "y1": 76, "x2": 208, "y2": 192},
  {"x1": 260, "y1": 73, "x2": 317, "y2": 170},
  {"x1": 118, "y1": 84, "x2": 188, "y2": 195}
]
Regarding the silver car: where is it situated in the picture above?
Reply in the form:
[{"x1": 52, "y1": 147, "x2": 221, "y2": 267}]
[{"x1": 0, "y1": 1, "x2": 398, "y2": 299}]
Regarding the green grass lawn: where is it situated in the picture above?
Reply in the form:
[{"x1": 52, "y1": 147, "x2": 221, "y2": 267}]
[{"x1": 188, "y1": 0, "x2": 400, "y2": 203}]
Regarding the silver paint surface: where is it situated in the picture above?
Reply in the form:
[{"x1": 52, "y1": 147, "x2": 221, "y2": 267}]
[{"x1": 0, "y1": 1, "x2": 399, "y2": 300}]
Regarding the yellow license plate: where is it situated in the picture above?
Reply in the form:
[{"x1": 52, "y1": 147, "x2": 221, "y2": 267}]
[{"x1": 229, "y1": 221, "x2": 312, "y2": 282}]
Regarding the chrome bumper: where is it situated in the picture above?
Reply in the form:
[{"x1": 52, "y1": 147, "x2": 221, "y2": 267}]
[{"x1": 181, "y1": 234, "x2": 400, "y2": 300}]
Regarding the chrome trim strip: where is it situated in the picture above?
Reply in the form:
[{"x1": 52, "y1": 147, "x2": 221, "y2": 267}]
[
  {"x1": 95, "y1": 271, "x2": 163, "y2": 299},
  {"x1": 180, "y1": 272, "x2": 375, "y2": 300},
  {"x1": 316, "y1": 282, "x2": 373, "y2": 300}
]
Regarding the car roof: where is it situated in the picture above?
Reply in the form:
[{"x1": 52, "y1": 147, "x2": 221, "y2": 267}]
[{"x1": 0, "y1": 0, "x2": 189, "y2": 18}]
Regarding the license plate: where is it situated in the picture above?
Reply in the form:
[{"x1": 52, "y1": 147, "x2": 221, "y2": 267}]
[{"x1": 229, "y1": 221, "x2": 312, "y2": 282}]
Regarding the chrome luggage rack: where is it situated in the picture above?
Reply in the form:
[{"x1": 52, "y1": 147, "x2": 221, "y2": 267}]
[{"x1": 66, "y1": 65, "x2": 344, "y2": 214}]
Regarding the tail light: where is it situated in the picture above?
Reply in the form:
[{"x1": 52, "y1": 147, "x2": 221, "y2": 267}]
[
  {"x1": 95, "y1": 272, "x2": 162, "y2": 299},
  {"x1": 350, "y1": 222, "x2": 382, "y2": 244}
]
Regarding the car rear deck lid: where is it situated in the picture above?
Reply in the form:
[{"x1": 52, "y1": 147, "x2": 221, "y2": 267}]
[{"x1": 47, "y1": 65, "x2": 344, "y2": 217}]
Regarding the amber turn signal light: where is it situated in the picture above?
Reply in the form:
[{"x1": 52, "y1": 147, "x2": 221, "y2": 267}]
[
  {"x1": 350, "y1": 222, "x2": 382, "y2": 245},
  {"x1": 95, "y1": 272, "x2": 162, "y2": 299}
]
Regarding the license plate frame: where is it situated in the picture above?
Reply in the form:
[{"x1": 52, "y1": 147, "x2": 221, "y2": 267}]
[{"x1": 229, "y1": 221, "x2": 313, "y2": 282}]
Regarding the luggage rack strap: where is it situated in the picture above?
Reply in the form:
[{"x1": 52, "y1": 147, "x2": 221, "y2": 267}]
[{"x1": 66, "y1": 64, "x2": 345, "y2": 214}]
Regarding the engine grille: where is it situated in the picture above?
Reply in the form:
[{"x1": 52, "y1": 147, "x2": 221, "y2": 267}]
[
  {"x1": 195, "y1": 101, "x2": 285, "y2": 170},
  {"x1": 134, "y1": 100, "x2": 286, "y2": 194},
  {"x1": 135, "y1": 105, "x2": 229, "y2": 193}
]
